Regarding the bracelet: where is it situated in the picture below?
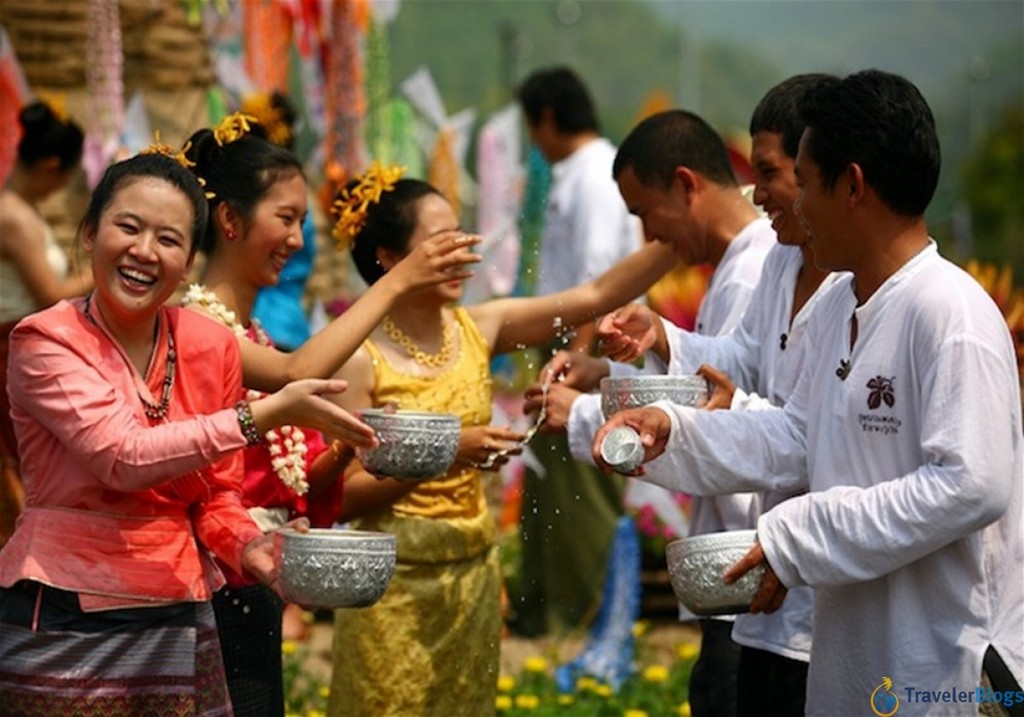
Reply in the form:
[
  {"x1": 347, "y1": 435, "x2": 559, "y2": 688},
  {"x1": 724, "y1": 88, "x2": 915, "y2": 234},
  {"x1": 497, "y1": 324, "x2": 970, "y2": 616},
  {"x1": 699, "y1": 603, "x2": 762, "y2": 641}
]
[{"x1": 235, "y1": 400, "x2": 263, "y2": 446}]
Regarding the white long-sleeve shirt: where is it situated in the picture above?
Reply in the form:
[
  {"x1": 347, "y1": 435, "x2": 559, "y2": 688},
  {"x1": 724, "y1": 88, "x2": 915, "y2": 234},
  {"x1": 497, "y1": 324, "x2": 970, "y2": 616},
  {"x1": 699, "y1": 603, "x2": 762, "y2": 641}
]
[
  {"x1": 640, "y1": 243, "x2": 1024, "y2": 716},
  {"x1": 535, "y1": 137, "x2": 641, "y2": 297},
  {"x1": 659, "y1": 243, "x2": 844, "y2": 661}
]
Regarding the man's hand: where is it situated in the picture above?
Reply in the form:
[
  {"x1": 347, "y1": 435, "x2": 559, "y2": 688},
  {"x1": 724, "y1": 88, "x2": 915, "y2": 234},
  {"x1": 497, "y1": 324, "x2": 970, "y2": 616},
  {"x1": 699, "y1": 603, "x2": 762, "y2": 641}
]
[
  {"x1": 524, "y1": 381, "x2": 581, "y2": 433},
  {"x1": 539, "y1": 350, "x2": 610, "y2": 392},
  {"x1": 591, "y1": 406, "x2": 672, "y2": 475},
  {"x1": 596, "y1": 304, "x2": 666, "y2": 363},
  {"x1": 723, "y1": 541, "x2": 788, "y2": 614},
  {"x1": 697, "y1": 364, "x2": 736, "y2": 411}
]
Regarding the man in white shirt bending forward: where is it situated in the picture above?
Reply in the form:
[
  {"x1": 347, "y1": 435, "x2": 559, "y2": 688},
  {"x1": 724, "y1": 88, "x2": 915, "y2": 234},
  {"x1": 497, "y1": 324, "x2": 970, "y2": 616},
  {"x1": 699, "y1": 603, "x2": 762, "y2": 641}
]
[{"x1": 593, "y1": 70, "x2": 1024, "y2": 717}]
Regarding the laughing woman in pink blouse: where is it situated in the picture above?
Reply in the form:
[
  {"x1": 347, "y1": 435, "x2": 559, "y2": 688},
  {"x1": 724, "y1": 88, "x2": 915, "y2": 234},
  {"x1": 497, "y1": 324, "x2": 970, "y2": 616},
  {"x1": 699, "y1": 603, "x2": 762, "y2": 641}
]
[{"x1": 0, "y1": 152, "x2": 367, "y2": 716}]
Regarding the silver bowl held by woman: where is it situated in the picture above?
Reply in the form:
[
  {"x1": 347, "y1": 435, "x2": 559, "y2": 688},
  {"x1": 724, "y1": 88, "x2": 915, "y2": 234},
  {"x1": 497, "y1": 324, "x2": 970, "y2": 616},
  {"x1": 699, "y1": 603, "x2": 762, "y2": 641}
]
[
  {"x1": 277, "y1": 528, "x2": 397, "y2": 609},
  {"x1": 665, "y1": 529, "x2": 765, "y2": 616},
  {"x1": 599, "y1": 374, "x2": 710, "y2": 418},
  {"x1": 357, "y1": 409, "x2": 461, "y2": 480}
]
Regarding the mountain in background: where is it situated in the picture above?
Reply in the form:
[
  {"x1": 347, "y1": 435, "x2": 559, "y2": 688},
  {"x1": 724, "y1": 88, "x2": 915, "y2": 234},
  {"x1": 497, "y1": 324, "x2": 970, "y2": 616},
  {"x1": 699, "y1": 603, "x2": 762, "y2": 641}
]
[{"x1": 384, "y1": 0, "x2": 1023, "y2": 264}]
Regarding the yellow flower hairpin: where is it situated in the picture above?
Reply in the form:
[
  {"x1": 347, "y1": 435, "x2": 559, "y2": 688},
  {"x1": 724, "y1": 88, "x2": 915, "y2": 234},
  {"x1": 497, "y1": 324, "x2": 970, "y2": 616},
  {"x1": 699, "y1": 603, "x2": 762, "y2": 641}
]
[
  {"x1": 138, "y1": 132, "x2": 215, "y2": 199},
  {"x1": 331, "y1": 162, "x2": 405, "y2": 251},
  {"x1": 138, "y1": 131, "x2": 195, "y2": 169},
  {"x1": 213, "y1": 112, "x2": 258, "y2": 146},
  {"x1": 239, "y1": 93, "x2": 292, "y2": 148},
  {"x1": 36, "y1": 92, "x2": 71, "y2": 124}
]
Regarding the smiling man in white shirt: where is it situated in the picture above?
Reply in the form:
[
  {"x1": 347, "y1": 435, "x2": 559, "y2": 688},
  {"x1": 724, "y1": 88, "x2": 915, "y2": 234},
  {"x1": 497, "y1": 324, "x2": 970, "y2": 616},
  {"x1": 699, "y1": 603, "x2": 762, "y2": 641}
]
[{"x1": 593, "y1": 70, "x2": 1024, "y2": 717}]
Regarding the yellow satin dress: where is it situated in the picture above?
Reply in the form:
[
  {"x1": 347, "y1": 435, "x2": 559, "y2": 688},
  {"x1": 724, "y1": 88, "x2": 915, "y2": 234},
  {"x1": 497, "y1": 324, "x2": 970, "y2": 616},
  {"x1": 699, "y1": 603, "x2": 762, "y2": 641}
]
[{"x1": 329, "y1": 308, "x2": 502, "y2": 717}]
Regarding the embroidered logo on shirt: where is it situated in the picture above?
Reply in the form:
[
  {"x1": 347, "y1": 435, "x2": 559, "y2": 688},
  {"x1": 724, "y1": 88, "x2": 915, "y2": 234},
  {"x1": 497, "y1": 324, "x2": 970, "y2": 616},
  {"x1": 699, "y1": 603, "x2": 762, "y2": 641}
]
[
  {"x1": 858, "y1": 376, "x2": 901, "y2": 436},
  {"x1": 870, "y1": 676, "x2": 901, "y2": 716},
  {"x1": 867, "y1": 376, "x2": 895, "y2": 409}
]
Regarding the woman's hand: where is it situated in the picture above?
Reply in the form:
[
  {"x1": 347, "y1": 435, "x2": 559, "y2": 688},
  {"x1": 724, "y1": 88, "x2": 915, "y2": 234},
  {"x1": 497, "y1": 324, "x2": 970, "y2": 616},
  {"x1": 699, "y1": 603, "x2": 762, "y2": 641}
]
[
  {"x1": 697, "y1": 364, "x2": 736, "y2": 411},
  {"x1": 456, "y1": 425, "x2": 526, "y2": 470},
  {"x1": 389, "y1": 231, "x2": 482, "y2": 294},
  {"x1": 241, "y1": 517, "x2": 311, "y2": 599},
  {"x1": 251, "y1": 379, "x2": 377, "y2": 449}
]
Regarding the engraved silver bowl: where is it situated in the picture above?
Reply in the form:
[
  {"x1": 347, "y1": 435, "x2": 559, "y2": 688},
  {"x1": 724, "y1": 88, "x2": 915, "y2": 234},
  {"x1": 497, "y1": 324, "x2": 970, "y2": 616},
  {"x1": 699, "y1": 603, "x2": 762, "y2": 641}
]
[
  {"x1": 277, "y1": 528, "x2": 396, "y2": 609},
  {"x1": 665, "y1": 529, "x2": 765, "y2": 616},
  {"x1": 357, "y1": 409, "x2": 461, "y2": 480},
  {"x1": 600, "y1": 375, "x2": 710, "y2": 418}
]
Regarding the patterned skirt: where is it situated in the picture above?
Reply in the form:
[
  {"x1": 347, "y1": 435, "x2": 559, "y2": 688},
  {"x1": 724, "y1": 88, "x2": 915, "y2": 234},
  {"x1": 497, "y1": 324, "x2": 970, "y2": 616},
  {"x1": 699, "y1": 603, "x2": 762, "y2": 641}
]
[{"x1": 0, "y1": 581, "x2": 232, "y2": 716}]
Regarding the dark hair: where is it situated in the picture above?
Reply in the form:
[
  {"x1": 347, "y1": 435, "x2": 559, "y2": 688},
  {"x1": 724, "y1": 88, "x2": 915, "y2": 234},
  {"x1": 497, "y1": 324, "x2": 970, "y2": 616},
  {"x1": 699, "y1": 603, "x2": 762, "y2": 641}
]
[
  {"x1": 17, "y1": 101, "x2": 84, "y2": 171},
  {"x1": 346, "y1": 178, "x2": 443, "y2": 285},
  {"x1": 749, "y1": 74, "x2": 835, "y2": 159},
  {"x1": 798, "y1": 70, "x2": 940, "y2": 216},
  {"x1": 79, "y1": 153, "x2": 209, "y2": 260},
  {"x1": 613, "y1": 109, "x2": 736, "y2": 188},
  {"x1": 516, "y1": 67, "x2": 600, "y2": 133},
  {"x1": 184, "y1": 128, "x2": 304, "y2": 253}
]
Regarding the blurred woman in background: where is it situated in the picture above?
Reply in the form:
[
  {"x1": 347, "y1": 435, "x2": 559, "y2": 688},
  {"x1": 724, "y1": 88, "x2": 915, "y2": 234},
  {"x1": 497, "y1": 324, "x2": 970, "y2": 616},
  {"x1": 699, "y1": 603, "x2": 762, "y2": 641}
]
[{"x1": 0, "y1": 99, "x2": 92, "y2": 545}]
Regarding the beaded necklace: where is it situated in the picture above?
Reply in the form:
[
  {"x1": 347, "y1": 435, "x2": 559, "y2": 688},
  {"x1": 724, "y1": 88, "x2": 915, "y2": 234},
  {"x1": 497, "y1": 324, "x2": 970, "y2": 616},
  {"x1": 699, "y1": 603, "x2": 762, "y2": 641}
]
[
  {"x1": 181, "y1": 283, "x2": 309, "y2": 495},
  {"x1": 82, "y1": 293, "x2": 175, "y2": 421},
  {"x1": 382, "y1": 314, "x2": 453, "y2": 369}
]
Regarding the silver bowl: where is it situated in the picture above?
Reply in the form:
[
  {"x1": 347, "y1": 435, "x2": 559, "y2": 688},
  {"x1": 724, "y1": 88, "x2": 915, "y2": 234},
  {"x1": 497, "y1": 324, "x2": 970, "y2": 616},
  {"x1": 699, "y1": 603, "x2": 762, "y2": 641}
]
[
  {"x1": 600, "y1": 375, "x2": 710, "y2": 418},
  {"x1": 357, "y1": 409, "x2": 461, "y2": 480},
  {"x1": 665, "y1": 529, "x2": 765, "y2": 616},
  {"x1": 278, "y1": 528, "x2": 396, "y2": 609}
]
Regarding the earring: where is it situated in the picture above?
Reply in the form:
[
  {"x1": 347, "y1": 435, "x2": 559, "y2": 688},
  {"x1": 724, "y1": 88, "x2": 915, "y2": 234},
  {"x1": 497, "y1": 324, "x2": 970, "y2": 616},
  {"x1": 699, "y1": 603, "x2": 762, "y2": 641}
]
[{"x1": 226, "y1": 227, "x2": 237, "y2": 241}]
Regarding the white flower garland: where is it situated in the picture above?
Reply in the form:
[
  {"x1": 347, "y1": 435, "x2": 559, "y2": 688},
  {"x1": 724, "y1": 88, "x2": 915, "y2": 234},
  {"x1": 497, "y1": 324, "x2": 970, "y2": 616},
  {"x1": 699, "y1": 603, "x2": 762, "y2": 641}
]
[{"x1": 182, "y1": 283, "x2": 309, "y2": 495}]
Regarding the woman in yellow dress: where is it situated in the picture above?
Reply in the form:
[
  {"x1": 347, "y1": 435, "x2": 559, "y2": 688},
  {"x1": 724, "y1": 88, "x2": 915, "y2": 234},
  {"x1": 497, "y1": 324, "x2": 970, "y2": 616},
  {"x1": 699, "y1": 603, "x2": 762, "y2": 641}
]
[{"x1": 326, "y1": 167, "x2": 677, "y2": 717}]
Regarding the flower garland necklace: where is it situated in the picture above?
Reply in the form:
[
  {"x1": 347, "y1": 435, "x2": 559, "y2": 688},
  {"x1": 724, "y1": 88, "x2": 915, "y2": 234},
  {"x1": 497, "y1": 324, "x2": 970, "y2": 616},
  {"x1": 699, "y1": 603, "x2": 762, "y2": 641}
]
[{"x1": 182, "y1": 283, "x2": 309, "y2": 495}]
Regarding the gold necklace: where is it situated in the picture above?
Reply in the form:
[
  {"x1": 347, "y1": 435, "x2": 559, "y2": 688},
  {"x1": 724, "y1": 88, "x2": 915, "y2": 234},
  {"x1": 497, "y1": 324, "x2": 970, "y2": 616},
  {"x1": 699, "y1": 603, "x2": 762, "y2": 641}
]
[{"x1": 383, "y1": 314, "x2": 453, "y2": 368}]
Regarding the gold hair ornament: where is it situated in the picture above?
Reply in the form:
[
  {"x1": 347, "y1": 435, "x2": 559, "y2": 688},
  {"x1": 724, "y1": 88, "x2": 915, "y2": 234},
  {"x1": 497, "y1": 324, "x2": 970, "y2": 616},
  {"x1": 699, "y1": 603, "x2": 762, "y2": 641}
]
[
  {"x1": 36, "y1": 92, "x2": 71, "y2": 124},
  {"x1": 138, "y1": 132, "x2": 215, "y2": 199},
  {"x1": 239, "y1": 93, "x2": 292, "y2": 148},
  {"x1": 331, "y1": 162, "x2": 405, "y2": 251},
  {"x1": 213, "y1": 112, "x2": 258, "y2": 146}
]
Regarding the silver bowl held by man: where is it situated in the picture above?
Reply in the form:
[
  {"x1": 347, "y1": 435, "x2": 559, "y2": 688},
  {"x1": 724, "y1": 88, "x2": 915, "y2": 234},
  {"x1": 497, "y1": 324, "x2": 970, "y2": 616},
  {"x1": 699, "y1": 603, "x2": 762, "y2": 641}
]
[
  {"x1": 277, "y1": 528, "x2": 397, "y2": 609},
  {"x1": 599, "y1": 374, "x2": 710, "y2": 418},
  {"x1": 357, "y1": 408, "x2": 461, "y2": 480},
  {"x1": 665, "y1": 529, "x2": 765, "y2": 616}
]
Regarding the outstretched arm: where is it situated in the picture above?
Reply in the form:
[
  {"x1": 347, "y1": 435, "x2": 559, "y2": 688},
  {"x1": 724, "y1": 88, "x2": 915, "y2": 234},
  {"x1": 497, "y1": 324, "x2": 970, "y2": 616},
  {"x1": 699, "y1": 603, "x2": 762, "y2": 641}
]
[
  {"x1": 241, "y1": 232, "x2": 480, "y2": 392},
  {"x1": 470, "y1": 241, "x2": 678, "y2": 356}
]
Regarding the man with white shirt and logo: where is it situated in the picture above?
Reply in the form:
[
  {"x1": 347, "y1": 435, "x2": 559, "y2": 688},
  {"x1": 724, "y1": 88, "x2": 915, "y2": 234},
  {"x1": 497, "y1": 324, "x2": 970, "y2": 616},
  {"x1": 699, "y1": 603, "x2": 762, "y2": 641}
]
[
  {"x1": 592, "y1": 70, "x2": 1024, "y2": 717},
  {"x1": 526, "y1": 108, "x2": 775, "y2": 717}
]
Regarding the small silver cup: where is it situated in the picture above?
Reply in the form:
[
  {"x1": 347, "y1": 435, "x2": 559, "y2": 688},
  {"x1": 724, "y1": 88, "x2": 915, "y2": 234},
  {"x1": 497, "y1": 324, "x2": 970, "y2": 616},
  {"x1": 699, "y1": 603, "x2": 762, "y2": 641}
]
[{"x1": 600, "y1": 425, "x2": 645, "y2": 472}]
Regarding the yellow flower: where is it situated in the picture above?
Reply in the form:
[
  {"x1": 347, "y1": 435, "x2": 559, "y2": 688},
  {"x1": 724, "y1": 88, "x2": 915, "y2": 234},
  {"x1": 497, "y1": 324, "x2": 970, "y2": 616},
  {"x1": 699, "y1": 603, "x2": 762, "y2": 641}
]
[
  {"x1": 497, "y1": 675, "x2": 515, "y2": 692},
  {"x1": 281, "y1": 640, "x2": 298, "y2": 656},
  {"x1": 595, "y1": 684, "x2": 613, "y2": 698},
  {"x1": 632, "y1": 620, "x2": 651, "y2": 638},
  {"x1": 625, "y1": 710, "x2": 649, "y2": 717},
  {"x1": 642, "y1": 664, "x2": 670, "y2": 683},
  {"x1": 523, "y1": 656, "x2": 550, "y2": 673},
  {"x1": 678, "y1": 702, "x2": 693, "y2": 717},
  {"x1": 515, "y1": 694, "x2": 540, "y2": 709},
  {"x1": 576, "y1": 677, "x2": 598, "y2": 692},
  {"x1": 317, "y1": 685, "x2": 330, "y2": 698},
  {"x1": 330, "y1": 162, "x2": 405, "y2": 250},
  {"x1": 495, "y1": 695, "x2": 512, "y2": 711},
  {"x1": 212, "y1": 112, "x2": 258, "y2": 146},
  {"x1": 557, "y1": 694, "x2": 575, "y2": 706},
  {"x1": 677, "y1": 642, "x2": 700, "y2": 661},
  {"x1": 306, "y1": 711, "x2": 325, "y2": 717}
]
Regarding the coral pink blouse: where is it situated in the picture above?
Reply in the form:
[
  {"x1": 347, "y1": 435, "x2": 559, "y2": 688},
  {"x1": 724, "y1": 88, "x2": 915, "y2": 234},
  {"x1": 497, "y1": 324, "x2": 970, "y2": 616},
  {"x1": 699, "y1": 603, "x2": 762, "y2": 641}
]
[{"x1": 0, "y1": 299, "x2": 263, "y2": 610}]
